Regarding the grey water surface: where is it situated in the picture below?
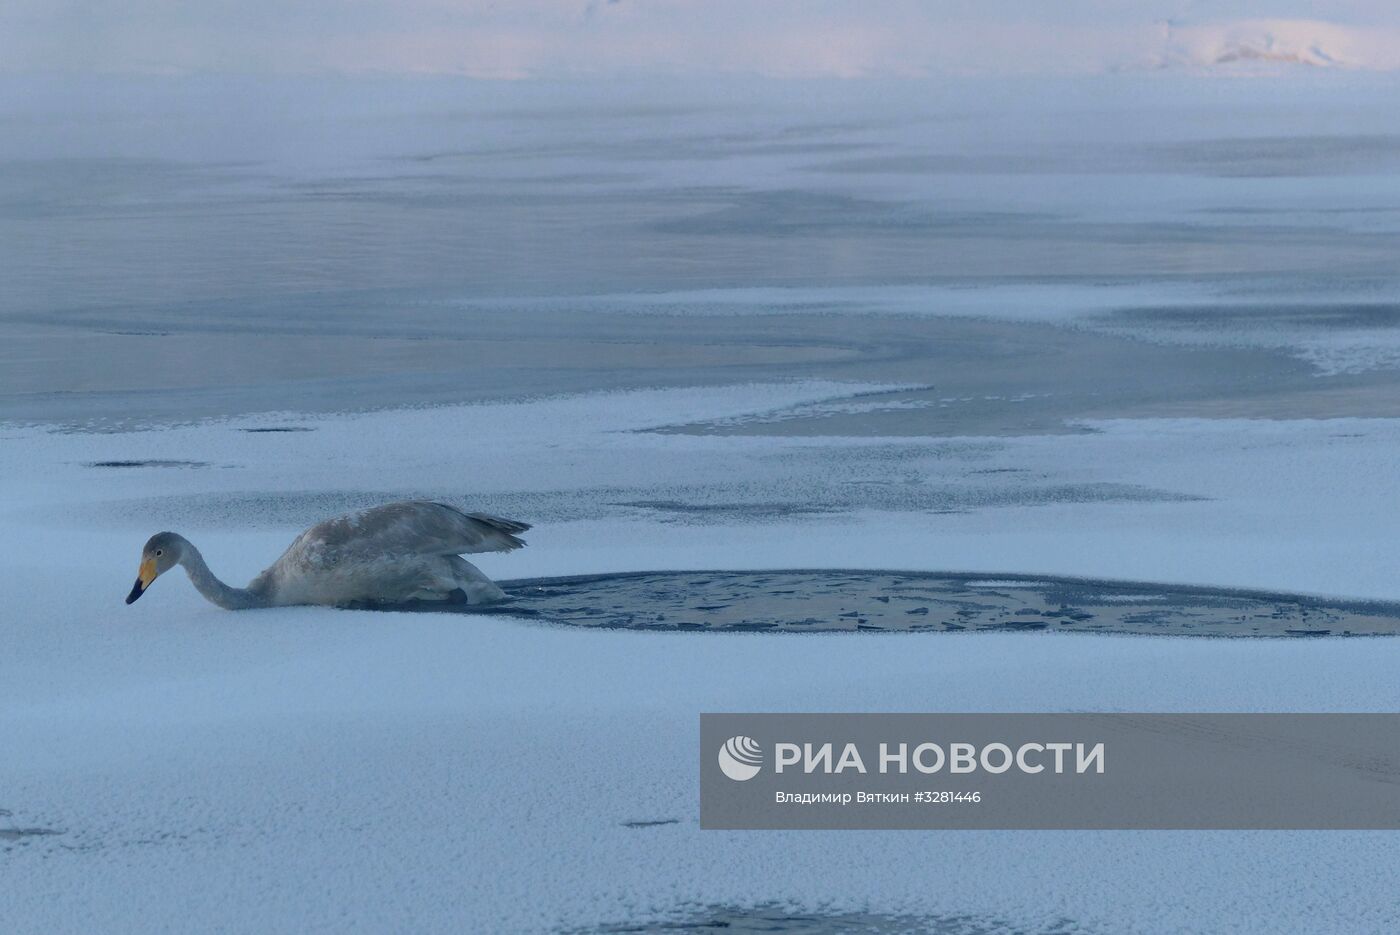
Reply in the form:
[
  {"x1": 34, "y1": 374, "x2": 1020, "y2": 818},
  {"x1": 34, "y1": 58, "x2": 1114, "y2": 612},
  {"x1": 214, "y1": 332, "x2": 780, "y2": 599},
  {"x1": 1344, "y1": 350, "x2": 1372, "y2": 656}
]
[{"x1": 5, "y1": 77, "x2": 1400, "y2": 430}]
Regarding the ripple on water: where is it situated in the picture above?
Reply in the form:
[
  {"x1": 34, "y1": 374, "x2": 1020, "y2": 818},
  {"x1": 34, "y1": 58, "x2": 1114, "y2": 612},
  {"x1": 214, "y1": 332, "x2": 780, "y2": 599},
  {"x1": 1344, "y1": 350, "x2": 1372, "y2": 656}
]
[
  {"x1": 580, "y1": 904, "x2": 1082, "y2": 934},
  {"x1": 402, "y1": 570, "x2": 1400, "y2": 638}
]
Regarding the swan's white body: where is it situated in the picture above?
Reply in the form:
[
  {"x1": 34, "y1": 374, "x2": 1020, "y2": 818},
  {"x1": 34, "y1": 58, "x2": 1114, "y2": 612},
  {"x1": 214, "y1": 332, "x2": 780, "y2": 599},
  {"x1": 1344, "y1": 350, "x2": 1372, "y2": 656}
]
[{"x1": 128, "y1": 501, "x2": 529, "y2": 609}]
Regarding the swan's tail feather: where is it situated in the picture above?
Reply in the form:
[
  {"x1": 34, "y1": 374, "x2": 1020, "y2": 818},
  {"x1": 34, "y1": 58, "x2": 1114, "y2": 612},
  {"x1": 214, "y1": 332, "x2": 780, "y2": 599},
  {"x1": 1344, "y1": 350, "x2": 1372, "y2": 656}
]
[{"x1": 462, "y1": 511, "x2": 530, "y2": 550}]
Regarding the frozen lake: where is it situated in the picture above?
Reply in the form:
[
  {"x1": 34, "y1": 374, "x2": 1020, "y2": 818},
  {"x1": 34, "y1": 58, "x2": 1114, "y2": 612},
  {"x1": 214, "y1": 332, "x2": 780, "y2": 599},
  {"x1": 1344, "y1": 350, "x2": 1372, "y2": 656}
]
[
  {"x1": 6, "y1": 75, "x2": 1400, "y2": 426},
  {"x1": 4, "y1": 76, "x2": 1400, "y2": 934}
]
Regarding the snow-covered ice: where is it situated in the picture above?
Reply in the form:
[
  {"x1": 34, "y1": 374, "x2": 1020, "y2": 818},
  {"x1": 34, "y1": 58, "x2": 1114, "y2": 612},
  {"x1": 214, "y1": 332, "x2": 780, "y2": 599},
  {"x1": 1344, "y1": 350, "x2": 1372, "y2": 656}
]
[{"x1": 5, "y1": 382, "x2": 1400, "y2": 933}]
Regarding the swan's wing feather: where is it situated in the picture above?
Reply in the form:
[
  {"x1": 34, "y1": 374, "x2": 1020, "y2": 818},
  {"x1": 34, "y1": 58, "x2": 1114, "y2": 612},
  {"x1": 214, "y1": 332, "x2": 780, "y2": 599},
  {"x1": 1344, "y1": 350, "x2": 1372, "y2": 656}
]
[{"x1": 294, "y1": 501, "x2": 529, "y2": 566}]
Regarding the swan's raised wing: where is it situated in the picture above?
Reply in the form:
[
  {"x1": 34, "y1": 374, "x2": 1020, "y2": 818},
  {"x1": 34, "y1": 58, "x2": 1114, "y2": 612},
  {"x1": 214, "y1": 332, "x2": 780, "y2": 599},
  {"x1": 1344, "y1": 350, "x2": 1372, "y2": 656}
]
[{"x1": 297, "y1": 500, "x2": 529, "y2": 562}]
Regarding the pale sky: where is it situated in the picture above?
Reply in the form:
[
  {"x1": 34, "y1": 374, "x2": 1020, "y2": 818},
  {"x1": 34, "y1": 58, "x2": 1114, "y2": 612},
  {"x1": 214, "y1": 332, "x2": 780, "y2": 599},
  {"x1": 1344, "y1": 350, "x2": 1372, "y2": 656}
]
[{"x1": 4, "y1": 1, "x2": 1400, "y2": 77}]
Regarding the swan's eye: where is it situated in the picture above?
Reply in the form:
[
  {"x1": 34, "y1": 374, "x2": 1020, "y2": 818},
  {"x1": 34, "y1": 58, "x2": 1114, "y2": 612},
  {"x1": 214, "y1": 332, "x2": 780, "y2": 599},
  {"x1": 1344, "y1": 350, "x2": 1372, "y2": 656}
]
[{"x1": 155, "y1": 549, "x2": 163, "y2": 556}]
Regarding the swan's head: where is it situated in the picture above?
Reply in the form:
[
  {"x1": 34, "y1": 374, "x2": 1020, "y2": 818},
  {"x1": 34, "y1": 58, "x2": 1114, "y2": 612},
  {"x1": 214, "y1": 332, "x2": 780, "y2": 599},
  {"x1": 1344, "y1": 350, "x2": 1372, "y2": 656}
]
[{"x1": 126, "y1": 532, "x2": 184, "y2": 604}]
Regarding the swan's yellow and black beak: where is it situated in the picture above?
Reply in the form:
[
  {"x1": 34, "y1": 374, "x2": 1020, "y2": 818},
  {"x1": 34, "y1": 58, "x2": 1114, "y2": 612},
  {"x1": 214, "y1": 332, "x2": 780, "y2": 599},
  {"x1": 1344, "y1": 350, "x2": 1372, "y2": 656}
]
[{"x1": 126, "y1": 557, "x2": 158, "y2": 605}]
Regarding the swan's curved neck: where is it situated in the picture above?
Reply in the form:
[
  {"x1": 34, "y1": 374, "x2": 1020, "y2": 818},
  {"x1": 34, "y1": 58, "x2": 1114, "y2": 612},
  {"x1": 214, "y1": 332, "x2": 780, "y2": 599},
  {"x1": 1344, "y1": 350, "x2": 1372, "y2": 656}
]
[{"x1": 179, "y1": 541, "x2": 267, "y2": 610}]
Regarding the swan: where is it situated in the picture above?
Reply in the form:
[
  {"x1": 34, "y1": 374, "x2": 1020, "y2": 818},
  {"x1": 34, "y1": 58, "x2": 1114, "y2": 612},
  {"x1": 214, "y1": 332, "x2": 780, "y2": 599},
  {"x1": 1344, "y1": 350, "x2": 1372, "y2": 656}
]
[{"x1": 125, "y1": 500, "x2": 529, "y2": 609}]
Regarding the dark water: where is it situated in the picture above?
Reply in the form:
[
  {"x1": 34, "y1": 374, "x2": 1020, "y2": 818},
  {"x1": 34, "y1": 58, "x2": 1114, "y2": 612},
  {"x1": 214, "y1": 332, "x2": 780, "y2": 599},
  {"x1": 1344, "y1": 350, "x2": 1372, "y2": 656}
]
[{"x1": 421, "y1": 570, "x2": 1400, "y2": 637}]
